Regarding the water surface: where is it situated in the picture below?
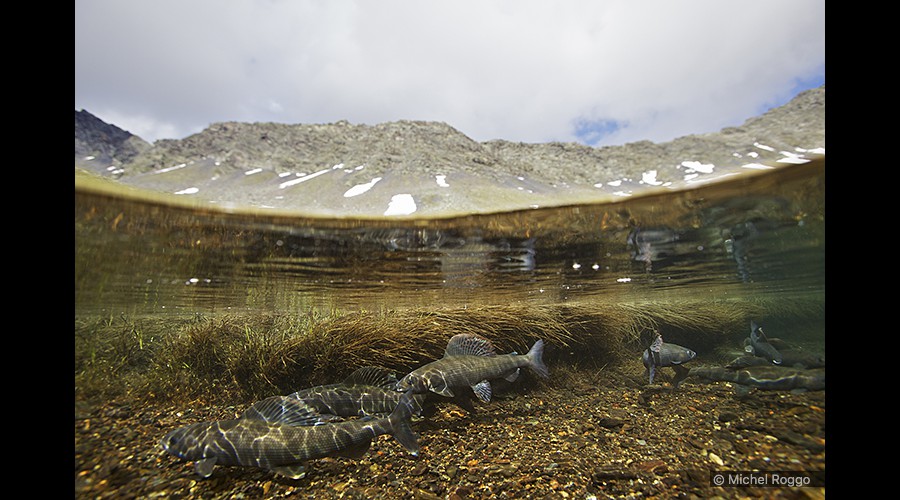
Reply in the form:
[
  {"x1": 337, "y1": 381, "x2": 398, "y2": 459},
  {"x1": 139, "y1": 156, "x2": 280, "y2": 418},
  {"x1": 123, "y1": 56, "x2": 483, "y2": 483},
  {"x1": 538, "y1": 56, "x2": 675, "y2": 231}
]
[{"x1": 75, "y1": 158, "x2": 824, "y2": 342}]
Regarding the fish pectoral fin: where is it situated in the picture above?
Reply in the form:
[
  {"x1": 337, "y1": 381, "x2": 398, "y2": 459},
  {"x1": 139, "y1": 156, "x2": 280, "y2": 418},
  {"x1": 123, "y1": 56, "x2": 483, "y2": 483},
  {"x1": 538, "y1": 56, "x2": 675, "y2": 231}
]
[
  {"x1": 453, "y1": 393, "x2": 478, "y2": 414},
  {"x1": 472, "y1": 380, "x2": 492, "y2": 403},
  {"x1": 335, "y1": 441, "x2": 372, "y2": 460},
  {"x1": 504, "y1": 368, "x2": 520, "y2": 382},
  {"x1": 271, "y1": 464, "x2": 308, "y2": 479},
  {"x1": 733, "y1": 385, "x2": 753, "y2": 397},
  {"x1": 672, "y1": 365, "x2": 690, "y2": 388},
  {"x1": 194, "y1": 458, "x2": 217, "y2": 478}
]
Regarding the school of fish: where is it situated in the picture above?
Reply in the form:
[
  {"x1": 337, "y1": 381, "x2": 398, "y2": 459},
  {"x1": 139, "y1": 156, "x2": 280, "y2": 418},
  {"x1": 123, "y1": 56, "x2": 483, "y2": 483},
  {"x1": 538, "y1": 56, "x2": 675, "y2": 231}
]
[
  {"x1": 161, "y1": 322, "x2": 824, "y2": 479},
  {"x1": 161, "y1": 333, "x2": 549, "y2": 478}
]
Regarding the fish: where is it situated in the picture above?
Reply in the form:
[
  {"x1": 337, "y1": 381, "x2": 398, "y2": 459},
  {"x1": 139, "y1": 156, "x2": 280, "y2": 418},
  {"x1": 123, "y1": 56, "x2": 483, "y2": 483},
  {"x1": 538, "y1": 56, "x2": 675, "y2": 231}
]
[
  {"x1": 687, "y1": 365, "x2": 825, "y2": 394},
  {"x1": 778, "y1": 348, "x2": 825, "y2": 369},
  {"x1": 641, "y1": 332, "x2": 697, "y2": 386},
  {"x1": 726, "y1": 355, "x2": 774, "y2": 369},
  {"x1": 395, "y1": 334, "x2": 549, "y2": 403},
  {"x1": 746, "y1": 321, "x2": 782, "y2": 365},
  {"x1": 279, "y1": 366, "x2": 427, "y2": 421},
  {"x1": 160, "y1": 389, "x2": 420, "y2": 479}
]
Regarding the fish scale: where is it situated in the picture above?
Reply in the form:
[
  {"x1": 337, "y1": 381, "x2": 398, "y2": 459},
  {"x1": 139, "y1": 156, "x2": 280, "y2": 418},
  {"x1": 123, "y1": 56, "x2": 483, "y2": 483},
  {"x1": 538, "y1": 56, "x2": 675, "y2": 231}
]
[
  {"x1": 268, "y1": 366, "x2": 428, "y2": 420},
  {"x1": 160, "y1": 389, "x2": 419, "y2": 478}
]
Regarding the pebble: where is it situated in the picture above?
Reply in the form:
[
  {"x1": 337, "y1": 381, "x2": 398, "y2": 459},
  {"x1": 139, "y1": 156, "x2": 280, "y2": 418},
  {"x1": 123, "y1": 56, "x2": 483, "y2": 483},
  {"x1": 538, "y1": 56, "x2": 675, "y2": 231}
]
[
  {"x1": 414, "y1": 489, "x2": 441, "y2": 500},
  {"x1": 592, "y1": 465, "x2": 638, "y2": 481},
  {"x1": 450, "y1": 486, "x2": 473, "y2": 499},
  {"x1": 76, "y1": 364, "x2": 826, "y2": 499},
  {"x1": 597, "y1": 417, "x2": 624, "y2": 428},
  {"x1": 499, "y1": 465, "x2": 517, "y2": 478},
  {"x1": 684, "y1": 467, "x2": 710, "y2": 484},
  {"x1": 636, "y1": 460, "x2": 667, "y2": 473},
  {"x1": 718, "y1": 411, "x2": 739, "y2": 422}
]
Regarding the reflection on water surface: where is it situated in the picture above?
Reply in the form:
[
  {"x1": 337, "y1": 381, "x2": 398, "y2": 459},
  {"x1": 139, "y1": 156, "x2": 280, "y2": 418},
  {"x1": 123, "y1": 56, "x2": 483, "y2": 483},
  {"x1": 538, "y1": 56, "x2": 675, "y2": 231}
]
[{"x1": 75, "y1": 158, "x2": 824, "y2": 327}]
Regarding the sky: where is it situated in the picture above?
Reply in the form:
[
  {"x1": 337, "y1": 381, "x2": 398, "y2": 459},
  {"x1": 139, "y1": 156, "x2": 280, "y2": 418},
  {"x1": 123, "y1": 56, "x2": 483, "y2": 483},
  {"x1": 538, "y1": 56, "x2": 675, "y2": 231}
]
[{"x1": 75, "y1": 1, "x2": 824, "y2": 147}]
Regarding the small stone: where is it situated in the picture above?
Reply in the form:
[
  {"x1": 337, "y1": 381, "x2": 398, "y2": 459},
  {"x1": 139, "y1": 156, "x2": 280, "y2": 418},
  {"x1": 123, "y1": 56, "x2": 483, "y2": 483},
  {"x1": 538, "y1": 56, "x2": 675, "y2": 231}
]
[
  {"x1": 718, "y1": 411, "x2": 739, "y2": 422},
  {"x1": 592, "y1": 465, "x2": 638, "y2": 481},
  {"x1": 452, "y1": 486, "x2": 473, "y2": 498},
  {"x1": 708, "y1": 452, "x2": 724, "y2": 466},
  {"x1": 636, "y1": 460, "x2": 667, "y2": 473},
  {"x1": 684, "y1": 467, "x2": 710, "y2": 484},
  {"x1": 686, "y1": 437, "x2": 706, "y2": 449},
  {"x1": 499, "y1": 465, "x2": 517, "y2": 478},
  {"x1": 785, "y1": 406, "x2": 809, "y2": 417},
  {"x1": 414, "y1": 489, "x2": 441, "y2": 500},
  {"x1": 597, "y1": 417, "x2": 624, "y2": 428}
]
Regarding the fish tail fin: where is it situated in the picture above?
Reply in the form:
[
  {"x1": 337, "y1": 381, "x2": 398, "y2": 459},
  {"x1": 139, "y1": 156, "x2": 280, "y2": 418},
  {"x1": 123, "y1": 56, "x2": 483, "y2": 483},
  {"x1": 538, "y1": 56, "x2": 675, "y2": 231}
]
[
  {"x1": 389, "y1": 390, "x2": 420, "y2": 456},
  {"x1": 527, "y1": 339, "x2": 550, "y2": 379}
]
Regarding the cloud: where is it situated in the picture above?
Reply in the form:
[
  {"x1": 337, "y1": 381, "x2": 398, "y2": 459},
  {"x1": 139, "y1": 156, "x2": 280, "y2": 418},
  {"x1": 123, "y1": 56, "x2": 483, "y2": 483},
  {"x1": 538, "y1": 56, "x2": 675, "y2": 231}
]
[{"x1": 75, "y1": 0, "x2": 824, "y2": 146}]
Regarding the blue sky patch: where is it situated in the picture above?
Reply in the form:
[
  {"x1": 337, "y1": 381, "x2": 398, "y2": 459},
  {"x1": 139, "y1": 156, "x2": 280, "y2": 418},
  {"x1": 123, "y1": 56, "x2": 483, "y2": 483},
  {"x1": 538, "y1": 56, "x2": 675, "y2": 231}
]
[{"x1": 574, "y1": 119, "x2": 624, "y2": 146}]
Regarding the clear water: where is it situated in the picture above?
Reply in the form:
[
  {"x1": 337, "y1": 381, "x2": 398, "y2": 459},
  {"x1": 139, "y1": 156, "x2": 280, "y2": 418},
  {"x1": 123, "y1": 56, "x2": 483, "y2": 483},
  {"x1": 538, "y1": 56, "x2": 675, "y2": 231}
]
[{"x1": 75, "y1": 158, "x2": 824, "y2": 343}]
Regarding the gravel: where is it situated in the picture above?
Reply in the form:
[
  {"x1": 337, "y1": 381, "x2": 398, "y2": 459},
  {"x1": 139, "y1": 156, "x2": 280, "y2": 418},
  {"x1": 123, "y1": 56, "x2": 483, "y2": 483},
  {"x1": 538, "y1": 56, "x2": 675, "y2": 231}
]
[{"x1": 74, "y1": 368, "x2": 825, "y2": 499}]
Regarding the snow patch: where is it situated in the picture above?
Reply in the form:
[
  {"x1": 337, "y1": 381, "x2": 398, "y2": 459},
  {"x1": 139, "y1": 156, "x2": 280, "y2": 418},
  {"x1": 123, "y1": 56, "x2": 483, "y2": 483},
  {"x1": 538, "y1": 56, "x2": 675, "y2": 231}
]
[
  {"x1": 279, "y1": 164, "x2": 342, "y2": 189},
  {"x1": 384, "y1": 194, "x2": 417, "y2": 216},
  {"x1": 641, "y1": 170, "x2": 663, "y2": 186},
  {"x1": 680, "y1": 161, "x2": 715, "y2": 174},
  {"x1": 344, "y1": 177, "x2": 382, "y2": 197}
]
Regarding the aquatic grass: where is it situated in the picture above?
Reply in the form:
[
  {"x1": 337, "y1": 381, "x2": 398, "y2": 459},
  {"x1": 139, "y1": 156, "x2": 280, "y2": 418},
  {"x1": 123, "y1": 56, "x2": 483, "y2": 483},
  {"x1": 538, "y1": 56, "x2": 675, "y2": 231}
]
[
  {"x1": 75, "y1": 315, "x2": 179, "y2": 401},
  {"x1": 74, "y1": 293, "x2": 823, "y2": 407},
  {"x1": 611, "y1": 299, "x2": 757, "y2": 350}
]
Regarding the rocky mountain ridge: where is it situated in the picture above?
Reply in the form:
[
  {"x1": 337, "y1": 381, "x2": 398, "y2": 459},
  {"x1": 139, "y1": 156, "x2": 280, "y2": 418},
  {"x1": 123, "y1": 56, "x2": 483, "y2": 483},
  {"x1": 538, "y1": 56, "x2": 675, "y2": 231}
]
[
  {"x1": 75, "y1": 86, "x2": 824, "y2": 216},
  {"x1": 75, "y1": 110, "x2": 151, "y2": 169}
]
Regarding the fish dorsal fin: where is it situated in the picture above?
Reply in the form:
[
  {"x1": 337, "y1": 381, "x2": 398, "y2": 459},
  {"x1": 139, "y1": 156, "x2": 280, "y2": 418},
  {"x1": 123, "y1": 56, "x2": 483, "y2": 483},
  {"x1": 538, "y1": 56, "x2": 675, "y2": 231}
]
[
  {"x1": 194, "y1": 457, "x2": 217, "y2": 478},
  {"x1": 444, "y1": 334, "x2": 496, "y2": 357},
  {"x1": 342, "y1": 366, "x2": 398, "y2": 388},
  {"x1": 650, "y1": 334, "x2": 663, "y2": 353},
  {"x1": 472, "y1": 380, "x2": 493, "y2": 402},
  {"x1": 649, "y1": 334, "x2": 663, "y2": 367},
  {"x1": 270, "y1": 464, "x2": 307, "y2": 479},
  {"x1": 241, "y1": 396, "x2": 325, "y2": 426}
]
